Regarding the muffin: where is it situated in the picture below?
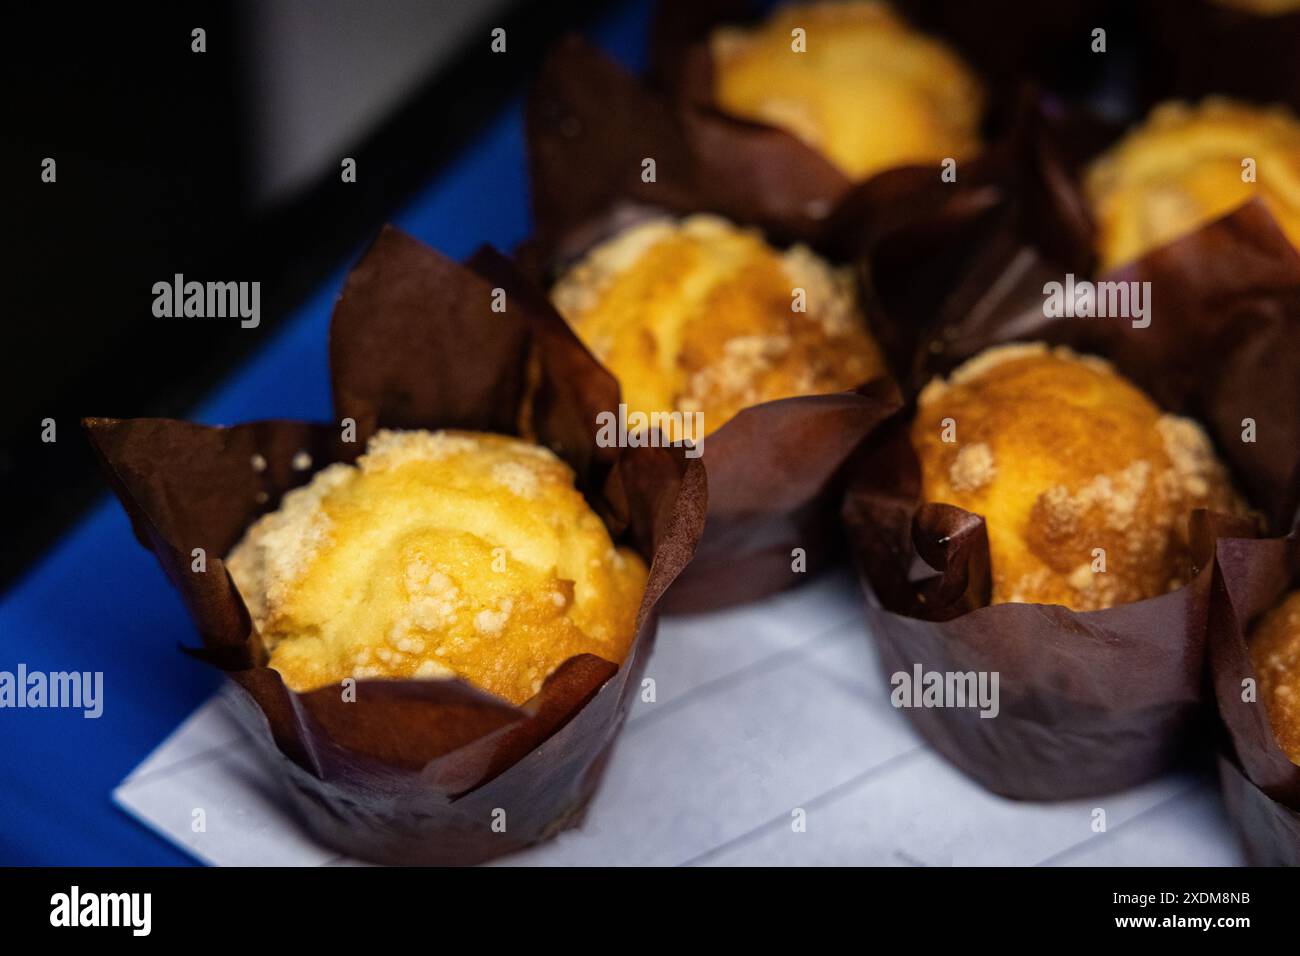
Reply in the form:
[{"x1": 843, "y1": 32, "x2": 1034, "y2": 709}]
[
  {"x1": 1249, "y1": 589, "x2": 1300, "y2": 765},
  {"x1": 912, "y1": 343, "x2": 1250, "y2": 610},
  {"x1": 1085, "y1": 98, "x2": 1300, "y2": 271},
  {"x1": 226, "y1": 428, "x2": 647, "y2": 705},
  {"x1": 550, "y1": 214, "x2": 886, "y2": 439},
  {"x1": 709, "y1": 1, "x2": 984, "y2": 180}
]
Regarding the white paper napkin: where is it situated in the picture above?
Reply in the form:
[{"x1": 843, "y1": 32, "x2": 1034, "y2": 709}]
[{"x1": 114, "y1": 569, "x2": 1245, "y2": 866}]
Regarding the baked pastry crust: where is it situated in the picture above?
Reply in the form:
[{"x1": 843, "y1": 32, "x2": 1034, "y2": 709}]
[
  {"x1": 710, "y1": 1, "x2": 983, "y2": 180},
  {"x1": 1085, "y1": 98, "x2": 1300, "y2": 271},
  {"x1": 226, "y1": 429, "x2": 647, "y2": 705},
  {"x1": 912, "y1": 343, "x2": 1249, "y2": 610},
  {"x1": 551, "y1": 214, "x2": 886, "y2": 438},
  {"x1": 1250, "y1": 589, "x2": 1300, "y2": 766}
]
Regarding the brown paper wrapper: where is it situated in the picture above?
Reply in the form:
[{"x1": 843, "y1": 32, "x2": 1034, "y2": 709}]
[
  {"x1": 528, "y1": 33, "x2": 845, "y2": 255},
  {"x1": 1137, "y1": 0, "x2": 1300, "y2": 115},
  {"x1": 85, "y1": 226, "x2": 708, "y2": 865},
  {"x1": 842, "y1": 96, "x2": 1300, "y2": 799},
  {"x1": 1209, "y1": 532, "x2": 1300, "y2": 865}
]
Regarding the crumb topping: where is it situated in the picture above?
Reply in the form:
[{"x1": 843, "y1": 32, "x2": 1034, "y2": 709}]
[
  {"x1": 224, "y1": 429, "x2": 647, "y2": 704},
  {"x1": 947, "y1": 442, "x2": 996, "y2": 492},
  {"x1": 359, "y1": 429, "x2": 483, "y2": 472},
  {"x1": 911, "y1": 342, "x2": 1253, "y2": 611},
  {"x1": 551, "y1": 214, "x2": 886, "y2": 438}
]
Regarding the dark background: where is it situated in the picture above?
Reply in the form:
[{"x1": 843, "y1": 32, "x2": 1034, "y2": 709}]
[{"x1": 4, "y1": 0, "x2": 614, "y2": 591}]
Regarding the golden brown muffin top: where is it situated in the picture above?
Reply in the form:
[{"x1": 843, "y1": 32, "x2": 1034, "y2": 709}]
[
  {"x1": 552, "y1": 214, "x2": 886, "y2": 439},
  {"x1": 710, "y1": 1, "x2": 983, "y2": 180},
  {"x1": 1250, "y1": 589, "x2": 1300, "y2": 766},
  {"x1": 1085, "y1": 98, "x2": 1300, "y2": 271},
  {"x1": 225, "y1": 429, "x2": 647, "y2": 705},
  {"x1": 912, "y1": 343, "x2": 1250, "y2": 610}
]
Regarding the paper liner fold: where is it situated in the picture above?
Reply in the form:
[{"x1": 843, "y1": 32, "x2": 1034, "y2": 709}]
[
  {"x1": 1208, "y1": 532, "x2": 1300, "y2": 864},
  {"x1": 526, "y1": 33, "x2": 848, "y2": 254},
  {"x1": 86, "y1": 225, "x2": 707, "y2": 864}
]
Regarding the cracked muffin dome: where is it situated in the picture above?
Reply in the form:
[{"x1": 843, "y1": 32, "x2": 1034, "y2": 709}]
[
  {"x1": 709, "y1": 1, "x2": 984, "y2": 181},
  {"x1": 225, "y1": 429, "x2": 648, "y2": 705},
  {"x1": 1250, "y1": 590, "x2": 1300, "y2": 765},
  {"x1": 1085, "y1": 98, "x2": 1300, "y2": 272},
  {"x1": 911, "y1": 343, "x2": 1250, "y2": 611},
  {"x1": 550, "y1": 214, "x2": 886, "y2": 439}
]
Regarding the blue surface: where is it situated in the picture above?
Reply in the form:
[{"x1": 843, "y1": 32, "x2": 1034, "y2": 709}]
[{"x1": 0, "y1": 1, "x2": 650, "y2": 866}]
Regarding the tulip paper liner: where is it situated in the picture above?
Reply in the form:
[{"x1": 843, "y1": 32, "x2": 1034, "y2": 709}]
[
  {"x1": 529, "y1": 33, "x2": 846, "y2": 254},
  {"x1": 85, "y1": 225, "x2": 707, "y2": 866},
  {"x1": 1137, "y1": 0, "x2": 1300, "y2": 116},
  {"x1": 1209, "y1": 532, "x2": 1300, "y2": 866},
  {"x1": 839, "y1": 99, "x2": 1300, "y2": 799},
  {"x1": 843, "y1": 412, "x2": 1260, "y2": 800}
]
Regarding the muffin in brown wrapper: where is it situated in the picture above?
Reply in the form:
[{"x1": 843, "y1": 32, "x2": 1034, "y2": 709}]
[
  {"x1": 845, "y1": 414, "x2": 1258, "y2": 799},
  {"x1": 1138, "y1": 0, "x2": 1300, "y2": 116},
  {"x1": 85, "y1": 225, "x2": 708, "y2": 865},
  {"x1": 842, "y1": 96, "x2": 1299, "y2": 799},
  {"x1": 1209, "y1": 532, "x2": 1300, "y2": 865},
  {"x1": 645, "y1": 1, "x2": 1022, "y2": 247}
]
